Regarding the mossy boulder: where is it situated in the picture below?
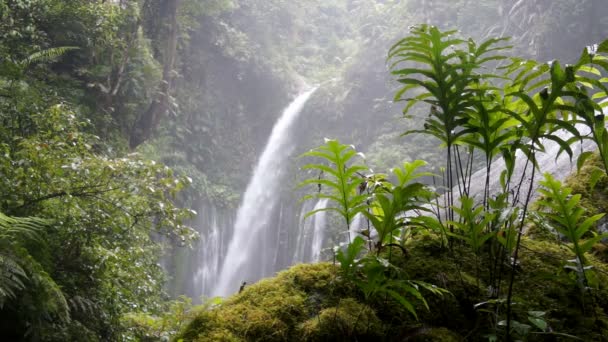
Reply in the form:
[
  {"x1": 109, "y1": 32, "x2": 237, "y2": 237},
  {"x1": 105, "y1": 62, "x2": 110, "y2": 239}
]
[
  {"x1": 299, "y1": 298, "x2": 383, "y2": 341},
  {"x1": 177, "y1": 235, "x2": 608, "y2": 341},
  {"x1": 563, "y1": 153, "x2": 608, "y2": 262},
  {"x1": 175, "y1": 263, "x2": 365, "y2": 341},
  {"x1": 512, "y1": 239, "x2": 608, "y2": 340},
  {"x1": 564, "y1": 152, "x2": 608, "y2": 217}
]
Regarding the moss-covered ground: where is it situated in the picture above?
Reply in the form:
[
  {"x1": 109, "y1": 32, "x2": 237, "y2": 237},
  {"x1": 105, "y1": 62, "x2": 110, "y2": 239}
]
[{"x1": 175, "y1": 233, "x2": 608, "y2": 341}]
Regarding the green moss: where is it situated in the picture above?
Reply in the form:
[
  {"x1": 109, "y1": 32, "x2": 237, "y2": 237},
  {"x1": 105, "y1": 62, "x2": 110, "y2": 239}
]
[
  {"x1": 374, "y1": 237, "x2": 485, "y2": 336},
  {"x1": 202, "y1": 329, "x2": 241, "y2": 342},
  {"x1": 562, "y1": 153, "x2": 608, "y2": 262},
  {"x1": 513, "y1": 239, "x2": 608, "y2": 340},
  {"x1": 298, "y1": 298, "x2": 384, "y2": 341},
  {"x1": 177, "y1": 312, "x2": 221, "y2": 341},
  {"x1": 177, "y1": 235, "x2": 608, "y2": 341},
  {"x1": 227, "y1": 277, "x2": 308, "y2": 328},
  {"x1": 179, "y1": 316, "x2": 241, "y2": 341},
  {"x1": 286, "y1": 263, "x2": 335, "y2": 292},
  {"x1": 564, "y1": 152, "x2": 608, "y2": 217},
  {"x1": 175, "y1": 263, "x2": 346, "y2": 341}
]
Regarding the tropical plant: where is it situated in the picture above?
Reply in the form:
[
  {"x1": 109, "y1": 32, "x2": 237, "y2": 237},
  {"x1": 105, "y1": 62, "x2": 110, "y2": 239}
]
[
  {"x1": 301, "y1": 140, "x2": 447, "y2": 319},
  {"x1": 388, "y1": 24, "x2": 608, "y2": 339},
  {"x1": 18, "y1": 47, "x2": 79, "y2": 69},
  {"x1": 448, "y1": 195, "x2": 496, "y2": 282},
  {"x1": 299, "y1": 139, "x2": 369, "y2": 239},
  {"x1": 536, "y1": 173, "x2": 605, "y2": 293},
  {"x1": 388, "y1": 24, "x2": 511, "y2": 229},
  {"x1": 0, "y1": 211, "x2": 71, "y2": 339},
  {"x1": 334, "y1": 235, "x2": 448, "y2": 320},
  {"x1": 0, "y1": 212, "x2": 52, "y2": 305},
  {"x1": 564, "y1": 39, "x2": 608, "y2": 178},
  {"x1": 499, "y1": 40, "x2": 608, "y2": 336},
  {"x1": 0, "y1": 103, "x2": 196, "y2": 339},
  {"x1": 363, "y1": 160, "x2": 434, "y2": 253}
]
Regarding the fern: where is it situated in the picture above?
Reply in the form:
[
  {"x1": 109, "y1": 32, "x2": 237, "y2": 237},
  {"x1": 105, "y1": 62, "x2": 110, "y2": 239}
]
[
  {"x1": 299, "y1": 139, "x2": 369, "y2": 236},
  {"x1": 536, "y1": 174, "x2": 605, "y2": 265},
  {"x1": 68, "y1": 295, "x2": 97, "y2": 316},
  {"x1": 448, "y1": 196, "x2": 496, "y2": 254},
  {"x1": 565, "y1": 39, "x2": 608, "y2": 176},
  {"x1": 0, "y1": 254, "x2": 27, "y2": 306},
  {"x1": 362, "y1": 161, "x2": 434, "y2": 251},
  {"x1": 0, "y1": 212, "x2": 46, "y2": 241},
  {"x1": 301, "y1": 141, "x2": 447, "y2": 319},
  {"x1": 536, "y1": 173, "x2": 605, "y2": 293},
  {"x1": 0, "y1": 212, "x2": 69, "y2": 326},
  {"x1": 389, "y1": 25, "x2": 511, "y2": 240},
  {"x1": 0, "y1": 212, "x2": 47, "y2": 307},
  {"x1": 388, "y1": 27, "x2": 607, "y2": 338},
  {"x1": 19, "y1": 46, "x2": 79, "y2": 68}
]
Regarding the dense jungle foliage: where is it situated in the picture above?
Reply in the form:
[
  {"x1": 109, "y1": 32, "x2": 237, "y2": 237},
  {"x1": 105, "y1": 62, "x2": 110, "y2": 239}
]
[{"x1": 1, "y1": 0, "x2": 608, "y2": 341}]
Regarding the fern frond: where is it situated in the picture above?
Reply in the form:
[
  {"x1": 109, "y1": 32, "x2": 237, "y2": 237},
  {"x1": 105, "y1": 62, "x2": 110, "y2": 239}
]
[
  {"x1": 0, "y1": 212, "x2": 69, "y2": 324},
  {"x1": 31, "y1": 271, "x2": 70, "y2": 323},
  {"x1": 19, "y1": 46, "x2": 79, "y2": 68},
  {"x1": 0, "y1": 254, "x2": 27, "y2": 307},
  {"x1": 0, "y1": 212, "x2": 49, "y2": 307},
  {"x1": 69, "y1": 295, "x2": 97, "y2": 316},
  {"x1": 0, "y1": 212, "x2": 48, "y2": 242}
]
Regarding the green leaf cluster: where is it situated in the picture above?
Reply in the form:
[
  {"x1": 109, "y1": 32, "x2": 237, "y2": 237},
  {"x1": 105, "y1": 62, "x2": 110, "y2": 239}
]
[
  {"x1": 299, "y1": 139, "x2": 369, "y2": 233},
  {"x1": 300, "y1": 139, "x2": 446, "y2": 318},
  {"x1": 536, "y1": 173, "x2": 605, "y2": 289},
  {"x1": 0, "y1": 103, "x2": 196, "y2": 339}
]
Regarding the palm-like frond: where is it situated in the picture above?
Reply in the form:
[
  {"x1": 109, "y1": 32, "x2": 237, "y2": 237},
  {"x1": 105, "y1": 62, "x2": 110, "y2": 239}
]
[
  {"x1": 0, "y1": 213, "x2": 68, "y2": 324},
  {"x1": 0, "y1": 254, "x2": 27, "y2": 305},
  {"x1": 536, "y1": 173, "x2": 605, "y2": 291},
  {"x1": 389, "y1": 25, "x2": 509, "y2": 146},
  {"x1": 19, "y1": 46, "x2": 79, "y2": 68},
  {"x1": 0, "y1": 212, "x2": 47, "y2": 241},
  {"x1": 0, "y1": 213, "x2": 47, "y2": 307}
]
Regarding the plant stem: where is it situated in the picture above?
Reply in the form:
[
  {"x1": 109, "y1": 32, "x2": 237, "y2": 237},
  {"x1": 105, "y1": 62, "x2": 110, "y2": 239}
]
[{"x1": 505, "y1": 150, "x2": 537, "y2": 341}]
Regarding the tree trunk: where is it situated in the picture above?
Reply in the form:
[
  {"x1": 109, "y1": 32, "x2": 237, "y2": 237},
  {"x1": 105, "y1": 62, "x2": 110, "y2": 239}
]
[{"x1": 129, "y1": 0, "x2": 180, "y2": 149}]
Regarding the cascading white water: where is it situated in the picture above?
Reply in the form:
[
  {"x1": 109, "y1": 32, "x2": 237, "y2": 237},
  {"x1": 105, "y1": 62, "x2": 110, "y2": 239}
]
[
  {"x1": 310, "y1": 200, "x2": 329, "y2": 262},
  {"x1": 293, "y1": 199, "x2": 329, "y2": 263},
  {"x1": 190, "y1": 204, "x2": 233, "y2": 298},
  {"x1": 349, "y1": 213, "x2": 364, "y2": 242},
  {"x1": 466, "y1": 124, "x2": 594, "y2": 202},
  {"x1": 212, "y1": 87, "x2": 318, "y2": 297},
  {"x1": 293, "y1": 200, "x2": 315, "y2": 262}
]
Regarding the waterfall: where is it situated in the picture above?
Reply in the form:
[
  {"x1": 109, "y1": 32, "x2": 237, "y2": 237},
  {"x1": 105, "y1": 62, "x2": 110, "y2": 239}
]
[
  {"x1": 293, "y1": 199, "x2": 329, "y2": 263},
  {"x1": 466, "y1": 124, "x2": 594, "y2": 203},
  {"x1": 310, "y1": 200, "x2": 329, "y2": 262},
  {"x1": 191, "y1": 205, "x2": 232, "y2": 298},
  {"x1": 348, "y1": 212, "x2": 378, "y2": 243},
  {"x1": 349, "y1": 213, "x2": 364, "y2": 242},
  {"x1": 212, "y1": 87, "x2": 318, "y2": 297}
]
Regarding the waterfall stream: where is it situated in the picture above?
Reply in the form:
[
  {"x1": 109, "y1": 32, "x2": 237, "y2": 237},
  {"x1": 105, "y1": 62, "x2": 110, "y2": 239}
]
[
  {"x1": 349, "y1": 213, "x2": 364, "y2": 242},
  {"x1": 293, "y1": 199, "x2": 329, "y2": 263},
  {"x1": 190, "y1": 204, "x2": 233, "y2": 298},
  {"x1": 212, "y1": 87, "x2": 318, "y2": 296},
  {"x1": 465, "y1": 125, "x2": 594, "y2": 203}
]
